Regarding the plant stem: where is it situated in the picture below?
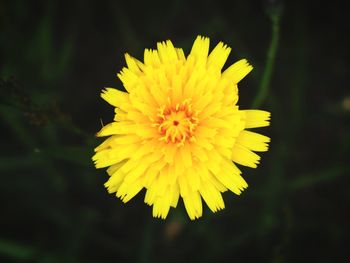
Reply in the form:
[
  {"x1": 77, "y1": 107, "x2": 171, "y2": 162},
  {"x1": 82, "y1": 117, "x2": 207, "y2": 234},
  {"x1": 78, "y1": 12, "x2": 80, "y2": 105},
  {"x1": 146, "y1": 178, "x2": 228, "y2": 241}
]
[{"x1": 252, "y1": 10, "x2": 281, "y2": 108}]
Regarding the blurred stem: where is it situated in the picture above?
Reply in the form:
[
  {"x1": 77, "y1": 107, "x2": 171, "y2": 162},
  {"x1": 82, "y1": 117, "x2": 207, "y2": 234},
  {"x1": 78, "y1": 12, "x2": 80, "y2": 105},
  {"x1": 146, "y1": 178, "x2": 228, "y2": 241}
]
[
  {"x1": 138, "y1": 220, "x2": 154, "y2": 263},
  {"x1": 252, "y1": 9, "x2": 281, "y2": 108},
  {"x1": 259, "y1": 140, "x2": 286, "y2": 236},
  {"x1": 256, "y1": 7, "x2": 283, "y2": 234},
  {"x1": 0, "y1": 153, "x2": 42, "y2": 171},
  {"x1": 290, "y1": 5, "x2": 307, "y2": 130},
  {"x1": 289, "y1": 166, "x2": 348, "y2": 191},
  {"x1": 0, "y1": 239, "x2": 36, "y2": 261}
]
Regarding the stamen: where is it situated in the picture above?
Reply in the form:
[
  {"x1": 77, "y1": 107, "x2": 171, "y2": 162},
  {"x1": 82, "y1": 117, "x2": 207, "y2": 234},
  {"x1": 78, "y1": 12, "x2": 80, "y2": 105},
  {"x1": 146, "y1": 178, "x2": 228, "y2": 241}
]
[{"x1": 154, "y1": 99, "x2": 199, "y2": 145}]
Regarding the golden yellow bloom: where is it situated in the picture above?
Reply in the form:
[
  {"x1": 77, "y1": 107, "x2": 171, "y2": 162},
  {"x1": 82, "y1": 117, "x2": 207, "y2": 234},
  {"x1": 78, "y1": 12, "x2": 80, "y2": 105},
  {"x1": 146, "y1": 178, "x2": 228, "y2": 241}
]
[{"x1": 93, "y1": 36, "x2": 270, "y2": 220}]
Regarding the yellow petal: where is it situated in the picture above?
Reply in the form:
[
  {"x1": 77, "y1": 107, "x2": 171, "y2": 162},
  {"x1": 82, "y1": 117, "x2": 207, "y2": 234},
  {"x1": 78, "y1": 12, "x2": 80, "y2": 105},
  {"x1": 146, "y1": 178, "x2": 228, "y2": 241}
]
[
  {"x1": 157, "y1": 40, "x2": 178, "y2": 63},
  {"x1": 170, "y1": 184, "x2": 180, "y2": 208},
  {"x1": 222, "y1": 59, "x2": 253, "y2": 84},
  {"x1": 178, "y1": 174, "x2": 190, "y2": 197},
  {"x1": 183, "y1": 191, "x2": 202, "y2": 220},
  {"x1": 96, "y1": 122, "x2": 139, "y2": 137},
  {"x1": 236, "y1": 130, "x2": 271, "y2": 152},
  {"x1": 92, "y1": 144, "x2": 139, "y2": 168},
  {"x1": 189, "y1": 35, "x2": 210, "y2": 67},
  {"x1": 118, "y1": 179, "x2": 144, "y2": 203},
  {"x1": 176, "y1": 48, "x2": 186, "y2": 62},
  {"x1": 207, "y1": 42, "x2": 231, "y2": 71},
  {"x1": 212, "y1": 159, "x2": 246, "y2": 195},
  {"x1": 199, "y1": 181, "x2": 225, "y2": 212},
  {"x1": 144, "y1": 49, "x2": 161, "y2": 67},
  {"x1": 242, "y1": 110, "x2": 271, "y2": 128},
  {"x1": 232, "y1": 144, "x2": 261, "y2": 168},
  {"x1": 152, "y1": 191, "x2": 171, "y2": 219},
  {"x1": 117, "y1": 67, "x2": 139, "y2": 92},
  {"x1": 106, "y1": 160, "x2": 127, "y2": 176},
  {"x1": 104, "y1": 169, "x2": 127, "y2": 193},
  {"x1": 125, "y1": 53, "x2": 142, "y2": 74},
  {"x1": 101, "y1": 88, "x2": 129, "y2": 108}
]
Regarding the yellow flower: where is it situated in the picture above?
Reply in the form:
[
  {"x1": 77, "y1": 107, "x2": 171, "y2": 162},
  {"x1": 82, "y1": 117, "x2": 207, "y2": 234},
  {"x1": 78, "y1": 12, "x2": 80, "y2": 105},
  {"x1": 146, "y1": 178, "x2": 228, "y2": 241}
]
[{"x1": 93, "y1": 36, "x2": 271, "y2": 220}]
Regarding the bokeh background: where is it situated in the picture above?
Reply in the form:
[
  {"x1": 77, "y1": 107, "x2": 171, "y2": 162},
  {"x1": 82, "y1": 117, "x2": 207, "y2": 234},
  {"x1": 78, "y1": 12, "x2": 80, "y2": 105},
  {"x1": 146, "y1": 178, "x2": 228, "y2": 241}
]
[{"x1": 1, "y1": 0, "x2": 349, "y2": 262}]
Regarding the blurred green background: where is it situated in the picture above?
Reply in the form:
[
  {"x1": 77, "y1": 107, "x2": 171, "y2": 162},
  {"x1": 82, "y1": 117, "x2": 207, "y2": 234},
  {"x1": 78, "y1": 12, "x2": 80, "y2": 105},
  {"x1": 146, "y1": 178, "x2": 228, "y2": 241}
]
[{"x1": 1, "y1": 0, "x2": 349, "y2": 262}]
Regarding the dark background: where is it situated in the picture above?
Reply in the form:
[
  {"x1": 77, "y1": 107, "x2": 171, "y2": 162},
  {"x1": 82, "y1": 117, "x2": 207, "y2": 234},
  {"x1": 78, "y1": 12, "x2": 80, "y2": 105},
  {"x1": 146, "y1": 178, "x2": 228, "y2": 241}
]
[{"x1": 1, "y1": 0, "x2": 349, "y2": 262}]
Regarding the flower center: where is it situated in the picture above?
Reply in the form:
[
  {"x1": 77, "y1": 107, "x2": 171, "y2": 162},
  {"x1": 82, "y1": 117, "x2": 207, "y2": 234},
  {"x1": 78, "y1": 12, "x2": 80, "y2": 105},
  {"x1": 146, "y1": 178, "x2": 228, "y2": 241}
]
[{"x1": 154, "y1": 99, "x2": 199, "y2": 146}]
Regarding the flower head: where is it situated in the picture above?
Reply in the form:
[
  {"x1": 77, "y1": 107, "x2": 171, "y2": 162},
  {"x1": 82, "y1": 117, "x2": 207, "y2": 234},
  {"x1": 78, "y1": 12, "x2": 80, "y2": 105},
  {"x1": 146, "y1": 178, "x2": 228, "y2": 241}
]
[{"x1": 93, "y1": 36, "x2": 271, "y2": 220}]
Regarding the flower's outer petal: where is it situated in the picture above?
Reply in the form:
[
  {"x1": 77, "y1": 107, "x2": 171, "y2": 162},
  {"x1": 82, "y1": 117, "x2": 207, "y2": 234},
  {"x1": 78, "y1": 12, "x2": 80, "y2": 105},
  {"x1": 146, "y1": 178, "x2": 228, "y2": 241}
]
[
  {"x1": 189, "y1": 36, "x2": 210, "y2": 67},
  {"x1": 183, "y1": 191, "x2": 203, "y2": 220},
  {"x1": 96, "y1": 122, "x2": 158, "y2": 139},
  {"x1": 195, "y1": 162, "x2": 227, "y2": 193},
  {"x1": 114, "y1": 108, "x2": 127, "y2": 121},
  {"x1": 104, "y1": 170, "x2": 126, "y2": 193},
  {"x1": 101, "y1": 88, "x2": 129, "y2": 108},
  {"x1": 213, "y1": 159, "x2": 247, "y2": 194},
  {"x1": 176, "y1": 48, "x2": 186, "y2": 62},
  {"x1": 178, "y1": 173, "x2": 190, "y2": 198},
  {"x1": 106, "y1": 160, "x2": 127, "y2": 176},
  {"x1": 187, "y1": 167, "x2": 201, "y2": 192},
  {"x1": 96, "y1": 122, "x2": 131, "y2": 137},
  {"x1": 199, "y1": 180, "x2": 225, "y2": 212},
  {"x1": 236, "y1": 130, "x2": 271, "y2": 152},
  {"x1": 157, "y1": 40, "x2": 178, "y2": 63},
  {"x1": 232, "y1": 144, "x2": 261, "y2": 168},
  {"x1": 123, "y1": 159, "x2": 150, "y2": 184},
  {"x1": 94, "y1": 135, "x2": 117, "y2": 152},
  {"x1": 125, "y1": 53, "x2": 142, "y2": 74},
  {"x1": 117, "y1": 178, "x2": 144, "y2": 203},
  {"x1": 144, "y1": 49, "x2": 161, "y2": 67},
  {"x1": 207, "y1": 42, "x2": 231, "y2": 71},
  {"x1": 170, "y1": 184, "x2": 180, "y2": 208},
  {"x1": 117, "y1": 67, "x2": 139, "y2": 92},
  {"x1": 241, "y1": 110, "x2": 271, "y2": 128},
  {"x1": 92, "y1": 144, "x2": 139, "y2": 168},
  {"x1": 152, "y1": 188, "x2": 172, "y2": 219},
  {"x1": 222, "y1": 59, "x2": 253, "y2": 84}
]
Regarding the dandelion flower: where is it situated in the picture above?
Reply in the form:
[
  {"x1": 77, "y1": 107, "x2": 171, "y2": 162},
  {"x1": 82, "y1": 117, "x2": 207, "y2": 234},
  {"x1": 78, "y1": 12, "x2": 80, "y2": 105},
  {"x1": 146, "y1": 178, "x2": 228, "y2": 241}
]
[{"x1": 93, "y1": 36, "x2": 271, "y2": 220}]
